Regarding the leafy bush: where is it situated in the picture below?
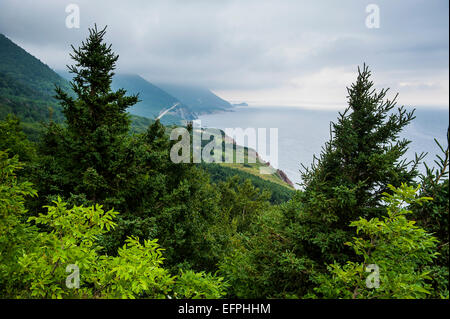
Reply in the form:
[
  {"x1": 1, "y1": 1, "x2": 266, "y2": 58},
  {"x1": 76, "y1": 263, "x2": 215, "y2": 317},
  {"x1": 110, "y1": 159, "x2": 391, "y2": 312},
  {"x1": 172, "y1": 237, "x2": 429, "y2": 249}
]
[
  {"x1": 412, "y1": 132, "x2": 449, "y2": 298},
  {"x1": 0, "y1": 152, "x2": 227, "y2": 298},
  {"x1": 311, "y1": 184, "x2": 440, "y2": 299}
]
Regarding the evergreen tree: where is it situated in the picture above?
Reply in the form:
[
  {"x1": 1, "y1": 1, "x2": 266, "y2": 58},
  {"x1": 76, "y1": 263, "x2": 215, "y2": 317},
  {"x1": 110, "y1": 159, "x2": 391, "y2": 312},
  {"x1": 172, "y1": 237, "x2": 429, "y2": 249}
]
[
  {"x1": 220, "y1": 65, "x2": 425, "y2": 298},
  {"x1": 290, "y1": 64, "x2": 422, "y2": 264},
  {"x1": 412, "y1": 131, "x2": 449, "y2": 297},
  {"x1": 312, "y1": 184, "x2": 439, "y2": 299},
  {"x1": 300, "y1": 64, "x2": 420, "y2": 218},
  {"x1": 37, "y1": 25, "x2": 138, "y2": 204}
]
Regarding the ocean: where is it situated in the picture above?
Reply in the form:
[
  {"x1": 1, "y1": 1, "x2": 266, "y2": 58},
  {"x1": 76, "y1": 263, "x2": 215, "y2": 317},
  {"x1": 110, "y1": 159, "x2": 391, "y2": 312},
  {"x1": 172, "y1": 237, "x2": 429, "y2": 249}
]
[{"x1": 198, "y1": 106, "x2": 449, "y2": 188}]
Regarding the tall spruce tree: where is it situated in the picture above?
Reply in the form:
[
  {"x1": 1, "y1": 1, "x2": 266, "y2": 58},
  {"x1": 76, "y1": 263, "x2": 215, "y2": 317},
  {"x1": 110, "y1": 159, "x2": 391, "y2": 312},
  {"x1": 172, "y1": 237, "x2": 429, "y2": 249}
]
[
  {"x1": 38, "y1": 25, "x2": 138, "y2": 204},
  {"x1": 300, "y1": 64, "x2": 421, "y2": 217},
  {"x1": 220, "y1": 65, "x2": 426, "y2": 298},
  {"x1": 286, "y1": 64, "x2": 423, "y2": 288}
]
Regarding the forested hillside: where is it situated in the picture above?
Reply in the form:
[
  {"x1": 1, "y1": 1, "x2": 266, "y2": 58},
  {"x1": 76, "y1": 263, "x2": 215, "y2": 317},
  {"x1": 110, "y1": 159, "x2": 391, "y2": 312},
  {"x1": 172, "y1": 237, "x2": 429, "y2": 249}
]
[
  {"x1": 0, "y1": 33, "x2": 69, "y2": 137},
  {"x1": 0, "y1": 34, "x2": 166, "y2": 138},
  {"x1": 0, "y1": 26, "x2": 448, "y2": 299}
]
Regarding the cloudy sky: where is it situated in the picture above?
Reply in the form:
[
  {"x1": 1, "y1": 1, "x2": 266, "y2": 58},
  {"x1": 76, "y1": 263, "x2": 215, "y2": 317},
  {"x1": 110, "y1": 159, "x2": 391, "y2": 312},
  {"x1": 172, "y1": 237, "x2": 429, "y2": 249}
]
[{"x1": 0, "y1": 0, "x2": 448, "y2": 109}]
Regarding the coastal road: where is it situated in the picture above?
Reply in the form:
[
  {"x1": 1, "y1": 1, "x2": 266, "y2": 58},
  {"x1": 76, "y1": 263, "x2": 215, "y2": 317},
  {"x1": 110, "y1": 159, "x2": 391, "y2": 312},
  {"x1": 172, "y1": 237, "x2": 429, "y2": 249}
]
[{"x1": 157, "y1": 102, "x2": 180, "y2": 120}]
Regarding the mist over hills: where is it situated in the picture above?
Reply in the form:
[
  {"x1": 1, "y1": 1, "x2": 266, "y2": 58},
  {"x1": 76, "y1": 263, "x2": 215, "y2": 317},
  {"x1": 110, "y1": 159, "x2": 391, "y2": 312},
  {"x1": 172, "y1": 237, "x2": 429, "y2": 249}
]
[
  {"x1": 0, "y1": 33, "x2": 234, "y2": 129},
  {"x1": 57, "y1": 72, "x2": 236, "y2": 123},
  {"x1": 156, "y1": 82, "x2": 233, "y2": 114},
  {"x1": 57, "y1": 71, "x2": 198, "y2": 124},
  {"x1": 111, "y1": 74, "x2": 196, "y2": 123}
]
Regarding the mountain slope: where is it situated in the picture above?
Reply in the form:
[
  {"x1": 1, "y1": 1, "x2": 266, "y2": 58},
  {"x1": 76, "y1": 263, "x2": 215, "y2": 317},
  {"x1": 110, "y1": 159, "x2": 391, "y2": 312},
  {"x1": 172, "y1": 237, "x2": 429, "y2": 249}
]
[
  {"x1": 0, "y1": 34, "x2": 67, "y2": 117},
  {"x1": 0, "y1": 33, "x2": 71, "y2": 138},
  {"x1": 0, "y1": 34, "x2": 157, "y2": 138},
  {"x1": 0, "y1": 34, "x2": 69, "y2": 99},
  {"x1": 111, "y1": 74, "x2": 196, "y2": 124},
  {"x1": 156, "y1": 83, "x2": 233, "y2": 114},
  {"x1": 58, "y1": 72, "x2": 197, "y2": 124}
]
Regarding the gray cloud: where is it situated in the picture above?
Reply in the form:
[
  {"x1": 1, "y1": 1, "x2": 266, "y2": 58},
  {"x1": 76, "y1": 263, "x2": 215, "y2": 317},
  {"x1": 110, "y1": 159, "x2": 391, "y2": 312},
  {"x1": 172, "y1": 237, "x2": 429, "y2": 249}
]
[{"x1": 0, "y1": 0, "x2": 448, "y2": 108}]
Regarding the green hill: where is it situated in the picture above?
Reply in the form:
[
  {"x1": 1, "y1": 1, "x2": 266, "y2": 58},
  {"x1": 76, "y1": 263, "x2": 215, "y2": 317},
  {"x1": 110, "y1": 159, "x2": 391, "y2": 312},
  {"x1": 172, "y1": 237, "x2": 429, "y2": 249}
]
[
  {"x1": 0, "y1": 33, "x2": 70, "y2": 137},
  {"x1": 156, "y1": 82, "x2": 233, "y2": 114},
  {"x1": 0, "y1": 34, "x2": 161, "y2": 137},
  {"x1": 0, "y1": 34, "x2": 69, "y2": 99}
]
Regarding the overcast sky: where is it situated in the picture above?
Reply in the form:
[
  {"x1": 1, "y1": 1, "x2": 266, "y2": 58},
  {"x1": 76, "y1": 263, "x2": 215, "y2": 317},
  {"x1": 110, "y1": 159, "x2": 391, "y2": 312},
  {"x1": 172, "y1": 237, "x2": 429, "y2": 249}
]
[{"x1": 0, "y1": 0, "x2": 448, "y2": 109}]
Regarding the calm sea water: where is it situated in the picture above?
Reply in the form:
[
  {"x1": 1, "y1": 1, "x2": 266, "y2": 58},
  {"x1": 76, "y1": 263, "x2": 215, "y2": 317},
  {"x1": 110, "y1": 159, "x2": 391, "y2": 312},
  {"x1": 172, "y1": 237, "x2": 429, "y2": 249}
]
[{"x1": 199, "y1": 106, "x2": 449, "y2": 188}]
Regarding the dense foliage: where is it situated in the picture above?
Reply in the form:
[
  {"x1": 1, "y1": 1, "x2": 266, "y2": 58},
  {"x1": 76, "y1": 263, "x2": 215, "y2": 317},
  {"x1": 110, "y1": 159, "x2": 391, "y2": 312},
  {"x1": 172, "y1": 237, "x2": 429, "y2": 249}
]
[
  {"x1": 218, "y1": 65, "x2": 448, "y2": 299},
  {"x1": 412, "y1": 132, "x2": 449, "y2": 298},
  {"x1": 201, "y1": 163, "x2": 294, "y2": 204},
  {"x1": 312, "y1": 184, "x2": 439, "y2": 299},
  {"x1": 0, "y1": 152, "x2": 227, "y2": 298},
  {"x1": 0, "y1": 27, "x2": 447, "y2": 299}
]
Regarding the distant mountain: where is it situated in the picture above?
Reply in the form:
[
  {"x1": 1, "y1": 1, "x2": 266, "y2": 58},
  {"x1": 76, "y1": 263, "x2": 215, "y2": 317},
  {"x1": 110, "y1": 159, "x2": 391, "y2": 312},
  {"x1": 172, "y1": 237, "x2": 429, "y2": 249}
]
[
  {"x1": 0, "y1": 33, "x2": 230, "y2": 135},
  {"x1": 111, "y1": 74, "x2": 196, "y2": 124},
  {"x1": 58, "y1": 72, "x2": 197, "y2": 124},
  {"x1": 0, "y1": 34, "x2": 156, "y2": 138},
  {"x1": 232, "y1": 102, "x2": 248, "y2": 107},
  {"x1": 156, "y1": 83, "x2": 233, "y2": 115}
]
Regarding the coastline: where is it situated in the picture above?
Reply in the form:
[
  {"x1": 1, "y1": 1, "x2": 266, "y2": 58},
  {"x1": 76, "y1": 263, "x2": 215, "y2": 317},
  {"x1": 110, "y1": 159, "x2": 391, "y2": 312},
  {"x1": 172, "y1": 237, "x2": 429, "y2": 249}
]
[{"x1": 221, "y1": 131, "x2": 295, "y2": 189}]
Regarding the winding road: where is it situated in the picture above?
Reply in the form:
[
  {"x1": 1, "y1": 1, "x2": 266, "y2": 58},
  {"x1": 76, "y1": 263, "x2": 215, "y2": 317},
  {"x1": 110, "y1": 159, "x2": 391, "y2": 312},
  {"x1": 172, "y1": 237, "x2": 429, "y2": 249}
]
[{"x1": 156, "y1": 102, "x2": 180, "y2": 120}]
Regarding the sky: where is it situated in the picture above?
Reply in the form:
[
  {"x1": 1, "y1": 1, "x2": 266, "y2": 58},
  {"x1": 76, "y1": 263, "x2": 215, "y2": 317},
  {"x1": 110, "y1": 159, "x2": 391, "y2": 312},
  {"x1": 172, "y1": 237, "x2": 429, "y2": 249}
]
[{"x1": 0, "y1": 0, "x2": 448, "y2": 109}]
